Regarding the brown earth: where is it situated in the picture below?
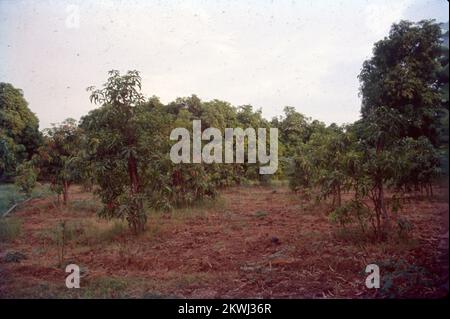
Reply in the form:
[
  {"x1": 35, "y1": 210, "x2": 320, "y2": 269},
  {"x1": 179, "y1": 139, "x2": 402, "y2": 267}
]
[{"x1": 0, "y1": 185, "x2": 448, "y2": 298}]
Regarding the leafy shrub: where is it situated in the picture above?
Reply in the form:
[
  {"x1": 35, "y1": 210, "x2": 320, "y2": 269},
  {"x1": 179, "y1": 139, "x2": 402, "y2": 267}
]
[
  {"x1": 330, "y1": 199, "x2": 371, "y2": 233},
  {"x1": 371, "y1": 259, "x2": 434, "y2": 298},
  {"x1": 15, "y1": 161, "x2": 39, "y2": 196}
]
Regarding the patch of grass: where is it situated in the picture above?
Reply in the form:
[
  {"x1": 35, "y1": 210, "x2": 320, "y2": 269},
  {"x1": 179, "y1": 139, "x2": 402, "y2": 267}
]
[
  {"x1": 0, "y1": 184, "x2": 25, "y2": 215},
  {"x1": 171, "y1": 273, "x2": 212, "y2": 289},
  {"x1": 369, "y1": 258, "x2": 435, "y2": 298},
  {"x1": 239, "y1": 179, "x2": 257, "y2": 186},
  {"x1": 69, "y1": 199, "x2": 101, "y2": 214},
  {"x1": 0, "y1": 183, "x2": 53, "y2": 216},
  {"x1": 82, "y1": 277, "x2": 129, "y2": 298},
  {"x1": 39, "y1": 221, "x2": 79, "y2": 244},
  {"x1": 0, "y1": 217, "x2": 22, "y2": 242},
  {"x1": 38, "y1": 219, "x2": 129, "y2": 267},
  {"x1": 194, "y1": 196, "x2": 225, "y2": 210},
  {"x1": 169, "y1": 200, "x2": 220, "y2": 220},
  {"x1": 152, "y1": 196, "x2": 225, "y2": 224},
  {"x1": 294, "y1": 201, "x2": 324, "y2": 215},
  {"x1": 3, "y1": 282, "x2": 60, "y2": 298},
  {"x1": 144, "y1": 218, "x2": 162, "y2": 241},
  {"x1": 30, "y1": 183, "x2": 53, "y2": 198},
  {"x1": 142, "y1": 292, "x2": 177, "y2": 299},
  {"x1": 270, "y1": 179, "x2": 289, "y2": 187},
  {"x1": 38, "y1": 219, "x2": 129, "y2": 247},
  {"x1": 93, "y1": 220, "x2": 128, "y2": 243}
]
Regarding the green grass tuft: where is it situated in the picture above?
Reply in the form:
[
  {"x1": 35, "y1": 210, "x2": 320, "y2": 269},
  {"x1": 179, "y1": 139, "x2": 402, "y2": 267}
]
[{"x1": 0, "y1": 217, "x2": 22, "y2": 242}]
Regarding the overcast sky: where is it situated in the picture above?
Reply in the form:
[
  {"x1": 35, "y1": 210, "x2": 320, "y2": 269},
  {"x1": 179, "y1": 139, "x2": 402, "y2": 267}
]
[{"x1": 0, "y1": 0, "x2": 448, "y2": 129}]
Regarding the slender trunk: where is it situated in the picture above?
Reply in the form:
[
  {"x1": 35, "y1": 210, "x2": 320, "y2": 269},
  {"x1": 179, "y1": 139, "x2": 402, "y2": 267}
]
[
  {"x1": 375, "y1": 204, "x2": 381, "y2": 239},
  {"x1": 127, "y1": 154, "x2": 145, "y2": 233},
  {"x1": 379, "y1": 181, "x2": 389, "y2": 231},
  {"x1": 128, "y1": 155, "x2": 139, "y2": 194},
  {"x1": 63, "y1": 181, "x2": 69, "y2": 205},
  {"x1": 372, "y1": 180, "x2": 390, "y2": 240},
  {"x1": 337, "y1": 183, "x2": 342, "y2": 207},
  {"x1": 374, "y1": 140, "x2": 389, "y2": 239}
]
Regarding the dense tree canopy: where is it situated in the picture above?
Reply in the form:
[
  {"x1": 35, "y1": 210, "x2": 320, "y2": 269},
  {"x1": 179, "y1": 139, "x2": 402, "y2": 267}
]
[
  {"x1": 359, "y1": 20, "x2": 444, "y2": 145},
  {"x1": 285, "y1": 20, "x2": 446, "y2": 240},
  {"x1": 0, "y1": 83, "x2": 42, "y2": 180},
  {"x1": 37, "y1": 118, "x2": 83, "y2": 205},
  {"x1": 0, "y1": 19, "x2": 446, "y2": 239}
]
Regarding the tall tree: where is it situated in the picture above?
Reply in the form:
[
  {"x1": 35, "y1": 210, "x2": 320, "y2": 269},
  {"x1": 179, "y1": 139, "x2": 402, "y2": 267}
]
[
  {"x1": 85, "y1": 70, "x2": 147, "y2": 233},
  {"x1": 0, "y1": 83, "x2": 42, "y2": 180},
  {"x1": 38, "y1": 118, "x2": 82, "y2": 205},
  {"x1": 354, "y1": 20, "x2": 445, "y2": 238},
  {"x1": 437, "y1": 22, "x2": 449, "y2": 174},
  {"x1": 359, "y1": 20, "x2": 444, "y2": 145}
]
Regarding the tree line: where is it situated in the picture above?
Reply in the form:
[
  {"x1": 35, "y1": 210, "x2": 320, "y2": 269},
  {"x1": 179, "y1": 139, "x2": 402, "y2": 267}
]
[{"x1": 1, "y1": 20, "x2": 448, "y2": 239}]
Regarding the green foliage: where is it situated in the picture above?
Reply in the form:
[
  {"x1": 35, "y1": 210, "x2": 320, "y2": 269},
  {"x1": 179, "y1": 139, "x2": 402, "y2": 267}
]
[
  {"x1": 0, "y1": 83, "x2": 42, "y2": 180},
  {"x1": 37, "y1": 118, "x2": 83, "y2": 204},
  {"x1": 330, "y1": 199, "x2": 371, "y2": 232},
  {"x1": 0, "y1": 134, "x2": 21, "y2": 180},
  {"x1": 288, "y1": 20, "x2": 445, "y2": 241},
  {"x1": 0, "y1": 19, "x2": 444, "y2": 244},
  {"x1": 372, "y1": 259, "x2": 433, "y2": 298},
  {"x1": 40, "y1": 219, "x2": 127, "y2": 247},
  {"x1": 15, "y1": 160, "x2": 39, "y2": 196},
  {"x1": 84, "y1": 277, "x2": 128, "y2": 298},
  {"x1": 350, "y1": 20, "x2": 443, "y2": 239},
  {"x1": 288, "y1": 123, "x2": 355, "y2": 208},
  {"x1": 0, "y1": 183, "x2": 52, "y2": 216},
  {"x1": 0, "y1": 184, "x2": 23, "y2": 215},
  {"x1": 81, "y1": 70, "x2": 277, "y2": 233},
  {"x1": 69, "y1": 199, "x2": 101, "y2": 214},
  {"x1": 358, "y1": 20, "x2": 444, "y2": 146},
  {"x1": 437, "y1": 22, "x2": 449, "y2": 175},
  {"x1": 83, "y1": 70, "x2": 149, "y2": 233},
  {"x1": 393, "y1": 137, "x2": 441, "y2": 192},
  {"x1": 274, "y1": 107, "x2": 327, "y2": 182},
  {"x1": 0, "y1": 217, "x2": 22, "y2": 242},
  {"x1": 288, "y1": 152, "x2": 314, "y2": 192},
  {"x1": 341, "y1": 105, "x2": 440, "y2": 239}
]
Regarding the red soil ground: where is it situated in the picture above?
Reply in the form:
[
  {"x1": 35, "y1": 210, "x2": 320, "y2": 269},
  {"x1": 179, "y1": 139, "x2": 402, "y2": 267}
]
[{"x1": 0, "y1": 185, "x2": 448, "y2": 298}]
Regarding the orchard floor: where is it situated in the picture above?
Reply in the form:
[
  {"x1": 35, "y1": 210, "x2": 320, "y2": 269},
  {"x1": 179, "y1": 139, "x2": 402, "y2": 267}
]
[{"x1": 0, "y1": 184, "x2": 448, "y2": 298}]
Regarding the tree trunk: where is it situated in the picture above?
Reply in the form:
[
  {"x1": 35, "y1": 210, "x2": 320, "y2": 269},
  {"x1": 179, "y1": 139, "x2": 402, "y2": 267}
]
[
  {"x1": 127, "y1": 154, "x2": 145, "y2": 233},
  {"x1": 379, "y1": 181, "x2": 390, "y2": 232},
  {"x1": 372, "y1": 180, "x2": 390, "y2": 240},
  {"x1": 62, "y1": 181, "x2": 69, "y2": 205},
  {"x1": 374, "y1": 141, "x2": 389, "y2": 240},
  {"x1": 337, "y1": 183, "x2": 342, "y2": 207},
  {"x1": 128, "y1": 155, "x2": 140, "y2": 194}
]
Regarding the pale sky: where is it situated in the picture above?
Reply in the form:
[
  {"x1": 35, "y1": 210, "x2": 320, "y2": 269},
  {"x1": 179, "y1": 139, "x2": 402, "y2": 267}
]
[{"x1": 0, "y1": 0, "x2": 448, "y2": 129}]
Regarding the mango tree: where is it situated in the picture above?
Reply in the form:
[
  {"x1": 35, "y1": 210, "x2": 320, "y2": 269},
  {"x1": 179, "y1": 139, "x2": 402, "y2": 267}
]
[
  {"x1": 38, "y1": 118, "x2": 82, "y2": 205},
  {"x1": 0, "y1": 83, "x2": 42, "y2": 180}
]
